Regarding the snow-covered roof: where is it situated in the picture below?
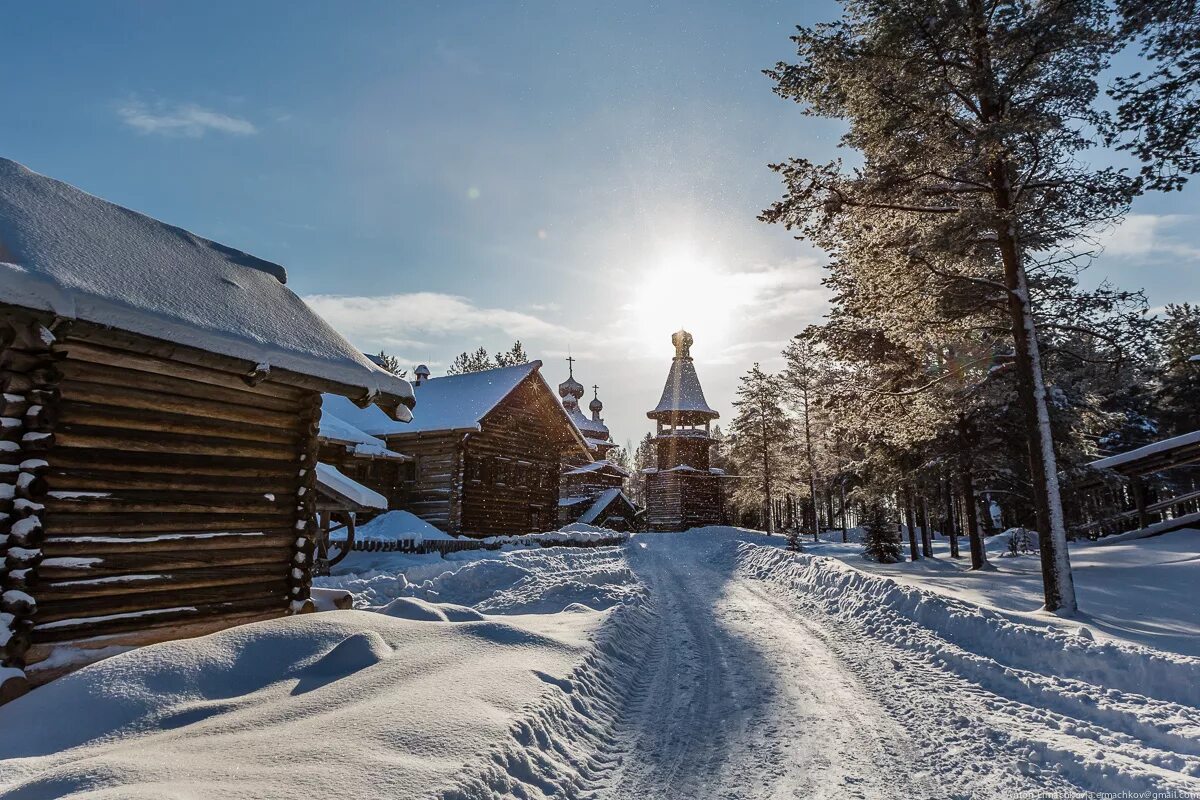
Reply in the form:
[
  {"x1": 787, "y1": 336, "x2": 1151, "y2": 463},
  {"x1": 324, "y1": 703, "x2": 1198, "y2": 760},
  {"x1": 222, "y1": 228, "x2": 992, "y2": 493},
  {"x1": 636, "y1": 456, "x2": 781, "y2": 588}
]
[
  {"x1": 315, "y1": 462, "x2": 388, "y2": 510},
  {"x1": 325, "y1": 361, "x2": 588, "y2": 453},
  {"x1": 1088, "y1": 430, "x2": 1200, "y2": 472},
  {"x1": 319, "y1": 410, "x2": 410, "y2": 460},
  {"x1": 577, "y1": 488, "x2": 634, "y2": 525},
  {"x1": 565, "y1": 402, "x2": 610, "y2": 438},
  {"x1": 564, "y1": 459, "x2": 631, "y2": 478},
  {"x1": 0, "y1": 158, "x2": 413, "y2": 416},
  {"x1": 648, "y1": 335, "x2": 718, "y2": 420}
]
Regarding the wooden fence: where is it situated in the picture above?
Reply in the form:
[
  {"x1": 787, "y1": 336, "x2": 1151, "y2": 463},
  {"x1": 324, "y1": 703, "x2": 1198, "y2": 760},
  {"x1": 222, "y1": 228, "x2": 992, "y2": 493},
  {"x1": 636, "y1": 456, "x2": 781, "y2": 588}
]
[{"x1": 350, "y1": 532, "x2": 629, "y2": 556}]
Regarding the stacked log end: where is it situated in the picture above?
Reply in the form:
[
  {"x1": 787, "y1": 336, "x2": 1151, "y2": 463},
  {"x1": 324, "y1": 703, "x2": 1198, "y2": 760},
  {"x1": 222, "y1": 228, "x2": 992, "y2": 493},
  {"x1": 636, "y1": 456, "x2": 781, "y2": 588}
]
[
  {"x1": 289, "y1": 396, "x2": 320, "y2": 614},
  {"x1": 0, "y1": 319, "x2": 58, "y2": 702}
]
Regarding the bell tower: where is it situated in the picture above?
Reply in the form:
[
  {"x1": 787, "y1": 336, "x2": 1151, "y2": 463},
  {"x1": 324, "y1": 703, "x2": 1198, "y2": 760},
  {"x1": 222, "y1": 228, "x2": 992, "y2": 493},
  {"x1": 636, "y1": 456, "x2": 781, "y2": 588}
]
[{"x1": 644, "y1": 330, "x2": 725, "y2": 531}]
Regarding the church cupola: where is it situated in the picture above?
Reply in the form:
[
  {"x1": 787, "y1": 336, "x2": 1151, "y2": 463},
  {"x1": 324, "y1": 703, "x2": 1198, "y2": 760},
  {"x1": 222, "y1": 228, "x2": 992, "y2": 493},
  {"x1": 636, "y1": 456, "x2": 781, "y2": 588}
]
[
  {"x1": 558, "y1": 356, "x2": 585, "y2": 409},
  {"x1": 589, "y1": 385, "x2": 604, "y2": 420}
]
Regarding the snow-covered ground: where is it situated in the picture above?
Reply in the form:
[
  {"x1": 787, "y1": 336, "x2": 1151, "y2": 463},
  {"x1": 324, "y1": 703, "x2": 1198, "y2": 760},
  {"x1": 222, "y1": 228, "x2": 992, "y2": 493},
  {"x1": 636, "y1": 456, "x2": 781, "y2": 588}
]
[
  {"x1": 2, "y1": 528, "x2": 1197, "y2": 799},
  {"x1": 805, "y1": 527, "x2": 1200, "y2": 656}
]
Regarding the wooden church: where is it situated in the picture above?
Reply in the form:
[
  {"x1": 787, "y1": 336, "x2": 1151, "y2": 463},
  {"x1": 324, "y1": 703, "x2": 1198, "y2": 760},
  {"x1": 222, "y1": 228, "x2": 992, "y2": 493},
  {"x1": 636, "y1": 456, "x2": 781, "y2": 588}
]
[
  {"x1": 556, "y1": 360, "x2": 637, "y2": 529},
  {"x1": 323, "y1": 361, "x2": 592, "y2": 537},
  {"x1": 644, "y1": 330, "x2": 726, "y2": 531}
]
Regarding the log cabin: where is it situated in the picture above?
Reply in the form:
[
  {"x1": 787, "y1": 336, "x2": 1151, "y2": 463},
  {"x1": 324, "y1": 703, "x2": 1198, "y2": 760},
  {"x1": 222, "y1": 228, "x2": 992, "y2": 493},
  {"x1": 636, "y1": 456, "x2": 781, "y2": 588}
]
[
  {"x1": 555, "y1": 362, "x2": 637, "y2": 529},
  {"x1": 644, "y1": 330, "x2": 727, "y2": 531},
  {"x1": 0, "y1": 158, "x2": 414, "y2": 702},
  {"x1": 323, "y1": 361, "x2": 592, "y2": 537}
]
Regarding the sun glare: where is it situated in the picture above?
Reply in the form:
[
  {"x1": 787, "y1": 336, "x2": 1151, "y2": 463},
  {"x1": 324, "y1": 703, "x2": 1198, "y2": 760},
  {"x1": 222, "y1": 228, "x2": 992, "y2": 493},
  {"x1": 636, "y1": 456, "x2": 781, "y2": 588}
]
[{"x1": 627, "y1": 243, "x2": 748, "y2": 349}]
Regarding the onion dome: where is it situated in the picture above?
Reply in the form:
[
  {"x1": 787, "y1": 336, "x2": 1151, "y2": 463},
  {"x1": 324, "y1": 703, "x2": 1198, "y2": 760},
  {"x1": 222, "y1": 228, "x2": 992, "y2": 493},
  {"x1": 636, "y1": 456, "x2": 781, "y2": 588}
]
[
  {"x1": 589, "y1": 386, "x2": 604, "y2": 418},
  {"x1": 558, "y1": 356, "x2": 585, "y2": 402}
]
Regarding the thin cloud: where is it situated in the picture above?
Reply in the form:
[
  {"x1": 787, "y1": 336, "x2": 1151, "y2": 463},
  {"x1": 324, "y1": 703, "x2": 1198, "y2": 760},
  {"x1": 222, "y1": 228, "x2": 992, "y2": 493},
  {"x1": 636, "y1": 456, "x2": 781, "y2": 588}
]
[
  {"x1": 304, "y1": 292, "x2": 570, "y2": 344},
  {"x1": 1101, "y1": 214, "x2": 1200, "y2": 261},
  {"x1": 117, "y1": 100, "x2": 258, "y2": 138}
]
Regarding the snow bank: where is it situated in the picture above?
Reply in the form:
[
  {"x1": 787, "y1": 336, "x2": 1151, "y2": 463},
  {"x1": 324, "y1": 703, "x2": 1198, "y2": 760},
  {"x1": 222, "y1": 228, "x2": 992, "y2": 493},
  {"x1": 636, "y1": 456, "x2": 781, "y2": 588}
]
[
  {"x1": 0, "y1": 539, "x2": 654, "y2": 800},
  {"x1": 740, "y1": 543, "x2": 1200, "y2": 708},
  {"x1": 0, "y1": 595, "x2": 644, "y2": 798},
  {"x1": 807, "y1": 528, "x2": 1200, "y2": 656},
  {"x1": 339, "y1": 510, "x2": 458, "y2": 544},
  {"x1": 735, "y1": 541, "x2": 1200, "y2": 794},
  {"x1": 317, "y1": 544, "x2": 643, "y2": 616}
]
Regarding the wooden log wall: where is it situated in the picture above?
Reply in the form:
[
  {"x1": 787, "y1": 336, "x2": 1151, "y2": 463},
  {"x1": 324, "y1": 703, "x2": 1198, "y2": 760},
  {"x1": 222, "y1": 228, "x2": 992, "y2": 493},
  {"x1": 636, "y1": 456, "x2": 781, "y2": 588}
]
[
  {"x1": 645, "y1": 471, "x2": 724, "y2": 532},
  {"x1": 383, "y1": 375, "x2": 586, "y2": 538},
  {"x1": 655, "y1": 434, "x2": 711, "y2": 471},
  {"x1": 458, "y1": 379, "x2": 576, "y2": 536},
  {"x1": 0, "y1": 312, "x2": 323, "y2": 692},
  {"x1": 385, "y1": 432, "x2": 462, "y2": 531}
]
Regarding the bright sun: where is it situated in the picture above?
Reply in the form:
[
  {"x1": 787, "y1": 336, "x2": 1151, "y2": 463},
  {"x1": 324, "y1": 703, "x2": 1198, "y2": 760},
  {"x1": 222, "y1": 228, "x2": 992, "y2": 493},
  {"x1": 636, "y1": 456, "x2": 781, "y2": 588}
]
[{"x1": 627, "y1": 243, "x2": 749, "y2": 349}]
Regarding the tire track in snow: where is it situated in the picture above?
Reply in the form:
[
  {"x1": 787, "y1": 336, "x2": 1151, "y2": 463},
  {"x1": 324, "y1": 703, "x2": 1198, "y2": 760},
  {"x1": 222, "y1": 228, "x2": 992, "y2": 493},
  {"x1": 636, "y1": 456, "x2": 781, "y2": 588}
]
[{"x1": 601, "y1": 536, "x2": 936, "y2": 800}]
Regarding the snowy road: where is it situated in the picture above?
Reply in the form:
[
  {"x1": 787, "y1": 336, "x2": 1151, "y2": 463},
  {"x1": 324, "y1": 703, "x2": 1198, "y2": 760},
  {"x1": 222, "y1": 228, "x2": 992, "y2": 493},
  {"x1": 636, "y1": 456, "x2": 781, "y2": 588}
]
[
  {"x1": 607, "y1": 536, "x2": 933, "y2": 799},
  {"x1": 591, "y1": 531, "x2": 1200, "y2": 800}
]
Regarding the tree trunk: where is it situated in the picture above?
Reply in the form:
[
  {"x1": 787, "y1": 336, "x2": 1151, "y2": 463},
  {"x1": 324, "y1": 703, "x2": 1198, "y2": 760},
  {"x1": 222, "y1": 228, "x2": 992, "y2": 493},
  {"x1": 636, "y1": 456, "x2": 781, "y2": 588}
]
[
  {"x1": 966, "y1": 0, "x2": 1075, "y2": 613},
  {"x1": 801, "y1": 385, "x2": 820, "y2": 542},
  {"x1": 958, "y1": 416, "x2": 988, "y2": 570},
  {"x1": 759, "y1": 394, "x2": 774, "y2": 536},
  {"x1": 902, "y1": 485, "x2": 920, "y2": 561},
  {"x1": 919, "y1": 493, "x2": 933, "y2": 557},
  {"x1": 825, "y1": 484, "x2": 836, "y2": 541},
  {"x1": 944, "y1": 471, "x2": 961, "y2": 558},
  {"x1": 839, "y1": 478, "x2": 848, "y2": 543}
]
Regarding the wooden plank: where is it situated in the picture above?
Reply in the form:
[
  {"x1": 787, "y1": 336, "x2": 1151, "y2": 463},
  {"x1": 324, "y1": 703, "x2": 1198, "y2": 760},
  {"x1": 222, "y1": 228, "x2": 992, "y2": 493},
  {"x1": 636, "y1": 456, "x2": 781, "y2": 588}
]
[
  {"x1": 32, "y1": 580, "x2": 291, "y2": 625},
  {"x1": 60, "y1": 339, "x2": 310, "y2": 401},
  {"x1": 58, "y1": 400, "x2": 305, "y2": 445},
  {"x1": 54, "y1": 423, "x2": 300, "y2": 460},
  {"x1": 63, "y1": 321, "x2": 408, "y2": 413},
  {"x1": 58, "y1": 359, "x2": 301, "y2": 414},
  {"x1": 38, "y1": 548, "x2": 291, "y2": 580},
  {"x1": 59, "y1": 377, "x2": 303, "y2": 430},
  {"x1": 44, "y1": 512, "x2": 295, "y2": 534},
  {"x1": 29, "y1": 594, "x2": 289, "y2": 644},
  {"x1": 49, "y1": 448, "x2": 305, "y2": 479},
  {"x1": 40, "y1": 531, "x2": 295, "y2": 556},
  {"x1": 35, "y1": 565, "x2": 288, "y2": 599},
  {"x1": 45, "y1": 466, "x2": 296, "y2": 495},
  {"x1": 44, "y1": 490, "x2": 292, "y2": 515}
]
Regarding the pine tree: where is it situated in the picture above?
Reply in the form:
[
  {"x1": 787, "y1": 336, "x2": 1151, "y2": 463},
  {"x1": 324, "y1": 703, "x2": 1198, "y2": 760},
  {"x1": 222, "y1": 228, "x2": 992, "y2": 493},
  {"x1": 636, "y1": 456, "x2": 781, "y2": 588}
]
[
  {"x1": 1110, "y1": 0, "x2": 1200, "y2": 192},
  {"x1": 1155, "y1": 304, "x2": 1200, "y2": 438},
  {"x1": 446, "y1": 346, "x2": 495, "y2": 375},
  {"x1": 374, "y1": 350, "x2": 405, "y2": 376},
  {"x1": 862, "y1": 502, "x2": 902, "y2": 564},
  {"x1": 446, "y1": 341, "x2": 528, "y2": 374},
  {"x1": 759, "y1": 0, "x2": 1136, "y2": 613},
  {"x1": 730, "y1": 364, "x2": 791, "y2": 534},
  {"x1": 782, "y1": 330, "x2": 827, "y2": 540},
  {"x1": 495, "y1": 341, "x2": 529, "y2": 367},
  {"x1": 630, "y1": 432, "x2": 657, "y2": 507}
]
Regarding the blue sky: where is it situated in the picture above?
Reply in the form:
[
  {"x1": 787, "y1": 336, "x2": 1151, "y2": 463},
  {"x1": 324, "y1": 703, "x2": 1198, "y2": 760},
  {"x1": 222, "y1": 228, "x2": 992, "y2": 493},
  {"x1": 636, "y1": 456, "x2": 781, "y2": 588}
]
[{"x1": 4, "y1": 2, "x2": 1198, "y2": 444}]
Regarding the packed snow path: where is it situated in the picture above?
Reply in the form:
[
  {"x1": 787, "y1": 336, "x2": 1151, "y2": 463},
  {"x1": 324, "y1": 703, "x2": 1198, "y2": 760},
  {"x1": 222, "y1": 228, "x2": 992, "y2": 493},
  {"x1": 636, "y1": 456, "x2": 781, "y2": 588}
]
[
  {"x1": 606, "y1": 536, "x2": 934, "y2": 799},
  {"x1": 593, "y1": 531, "x2": 1199, "y2": 799}
]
